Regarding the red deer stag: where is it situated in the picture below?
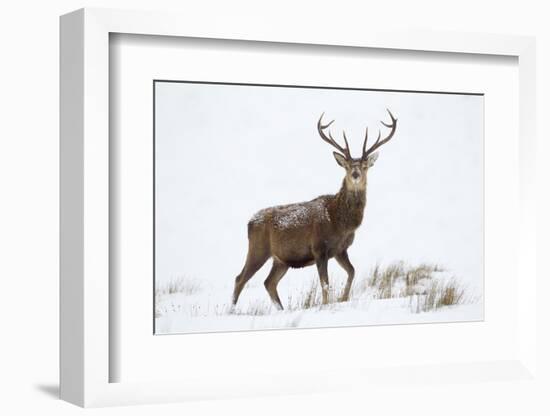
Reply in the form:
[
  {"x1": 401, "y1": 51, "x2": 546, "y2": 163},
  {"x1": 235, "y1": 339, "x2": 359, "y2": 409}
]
[{"x1": 232, "y1": 110, "x2": 398, "y2": 310}]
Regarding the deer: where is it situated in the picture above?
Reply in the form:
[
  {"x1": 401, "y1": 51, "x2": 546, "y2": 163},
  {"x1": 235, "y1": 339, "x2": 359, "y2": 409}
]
[{"x1": 231, "y1": 109, "x2": 398, "y2": 310}]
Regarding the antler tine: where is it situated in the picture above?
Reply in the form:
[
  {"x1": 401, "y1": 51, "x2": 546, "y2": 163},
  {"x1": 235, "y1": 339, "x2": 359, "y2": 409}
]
[
  {"x1": 380, "y1": 108, "x2": 397, "y2": 128},
  {"x1": 361, "y1": 127, "x2": 369, "y2": 158},
  {"x1": 342, "y1": 131, "x2": 351, "y2": 157},
  {"x1": 317, "y1": 113, "x2": 352, "y2": 159},
  {"x1": 318, "y1": 112, "x2": 335, "y2": 129},
  {"x1": 363, "y1": 108, "x2": 398, "y2": 159},
  {"x1": 329, "y1": 130, "x2": 350, "y2": 160}
]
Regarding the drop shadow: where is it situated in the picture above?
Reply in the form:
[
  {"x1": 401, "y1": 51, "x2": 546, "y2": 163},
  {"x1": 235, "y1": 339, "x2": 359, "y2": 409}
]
[{"x1": 34, "y1": 383, "x2": 59, "y2": 399}]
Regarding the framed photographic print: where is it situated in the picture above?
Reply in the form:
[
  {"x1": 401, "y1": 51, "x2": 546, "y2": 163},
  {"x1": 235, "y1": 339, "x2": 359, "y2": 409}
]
[{"x1": 60, "y1": 8, "x2": 539, "y2": 408}]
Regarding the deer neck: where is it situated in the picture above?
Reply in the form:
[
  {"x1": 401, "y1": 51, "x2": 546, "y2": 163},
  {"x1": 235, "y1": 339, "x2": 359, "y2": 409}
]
[{"x1": 333, "y1": 180, "x2": 366, "y2": 230}]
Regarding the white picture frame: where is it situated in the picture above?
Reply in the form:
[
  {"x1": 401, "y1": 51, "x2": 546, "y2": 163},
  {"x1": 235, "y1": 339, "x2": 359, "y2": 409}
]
[{"x1": 60, "y1": 7, "x2": 538, "y2": 407}]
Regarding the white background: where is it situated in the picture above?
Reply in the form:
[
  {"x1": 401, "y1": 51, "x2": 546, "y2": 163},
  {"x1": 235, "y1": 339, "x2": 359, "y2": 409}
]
[{"x1": 1, "y1": 1, "x2": 549, "y2": 416}]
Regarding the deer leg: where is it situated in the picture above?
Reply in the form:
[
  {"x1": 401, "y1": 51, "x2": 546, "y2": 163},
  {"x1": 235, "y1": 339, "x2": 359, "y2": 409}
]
[
  {"x1": 232, "y1": 251, "x2": 269, "y2": 307},
  {"x1": 315, "y1": 256, "x2": 330, "y2": 305},
  {"x1": 335, "y1": 251, "x2": 355, "y2": 302},
  {"x1": 264, "y1": 260, "x2": 289, "y2": 310}
]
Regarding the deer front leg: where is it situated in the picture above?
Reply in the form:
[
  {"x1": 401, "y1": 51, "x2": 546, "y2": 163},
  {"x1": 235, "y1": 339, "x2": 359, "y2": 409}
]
[
  {"x1": 335, "y1": 251, "x2": 355, "y2": 302},
  {"x1": 264, "y1": 260, "x2": 289, "y2": 310},
  {"x1": 315, "y1": 256, "x2": 330, "y2": 305}
]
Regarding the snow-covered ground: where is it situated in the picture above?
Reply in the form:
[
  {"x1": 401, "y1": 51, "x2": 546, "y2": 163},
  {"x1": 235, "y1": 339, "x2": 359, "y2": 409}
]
[{"x1": 155, "y1": 264, "x2": 483, "y2": 335}]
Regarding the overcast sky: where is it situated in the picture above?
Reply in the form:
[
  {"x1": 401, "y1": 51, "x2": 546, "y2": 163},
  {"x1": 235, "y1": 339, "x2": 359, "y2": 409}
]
[{"x1": 154, "y1": 82, "x2": 483, "y2": 292}]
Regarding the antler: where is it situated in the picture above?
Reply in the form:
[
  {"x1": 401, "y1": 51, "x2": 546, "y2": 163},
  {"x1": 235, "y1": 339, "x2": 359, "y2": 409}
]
[
  {"x1": 317, "y1": 113, "x2": 352, "y2": 160},
  {"x1": 362, "y1": 109, "x2": 398, "y2": 160}
]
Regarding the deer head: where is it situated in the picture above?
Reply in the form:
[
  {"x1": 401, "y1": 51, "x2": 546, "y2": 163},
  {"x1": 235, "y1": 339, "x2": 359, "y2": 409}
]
[{"x1": 317, "y1": 109, "x2": 398, "y2": 190}]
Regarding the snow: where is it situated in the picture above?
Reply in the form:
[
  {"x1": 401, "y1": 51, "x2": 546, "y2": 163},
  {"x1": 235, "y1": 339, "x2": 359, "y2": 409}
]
[
  {"x1": 249, "y1": 198, "x2": 330, "y2": 229},
  {"x1": 155, "y1": 270, "x2": 483, "y2": 335}
]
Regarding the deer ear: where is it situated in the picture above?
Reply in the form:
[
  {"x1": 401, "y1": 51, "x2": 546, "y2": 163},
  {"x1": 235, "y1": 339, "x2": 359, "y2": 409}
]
[
  {"x1": 333, "y1": 152, "x2": 348, "y2": 168},
  {"x1": 365, "y1": 152, "x2": 379, "y2": 168}
]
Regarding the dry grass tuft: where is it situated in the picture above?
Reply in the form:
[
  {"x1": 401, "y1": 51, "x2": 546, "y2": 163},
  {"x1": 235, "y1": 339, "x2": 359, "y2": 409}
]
[
  {"x1": 288, "y1": 279, "x2": 321, "y2": 311},
  {"x1": 237, "y1": 300, "x2": 273, "y2": 316},
  {"x1": 155, "y1": 277, "x2": 203, "y2": 317},
  {"x1": 287, "y1": 279, "x2": 347, "y2": 311},
  {"x1": 156, "y1": 276, "x2": 202, "y2": 296},
  {"x1": 353, "y1": 261, "x2": 468, "y2": 313},
  {"x1": 415, "y1": 278, "x2": 466, "y2": 312},
  {"x1": 363, "y1": 262, "x2": 404, "y2": 299}
]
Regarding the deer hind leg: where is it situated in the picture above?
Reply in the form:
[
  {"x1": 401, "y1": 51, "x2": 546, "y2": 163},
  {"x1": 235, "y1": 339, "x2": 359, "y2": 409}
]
[
  {"x1": 232, "y1": 249, "x2": 269, "y2": 307},
  {"x1": 315, "y1": 256, "x2": 330, "y2": 305},
  {"x1": 335, "y1": 251, "x2": 355, "y2": 302},
  {"x1": 263, "y1": 260, "x2": 289, "y2": 310}
]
